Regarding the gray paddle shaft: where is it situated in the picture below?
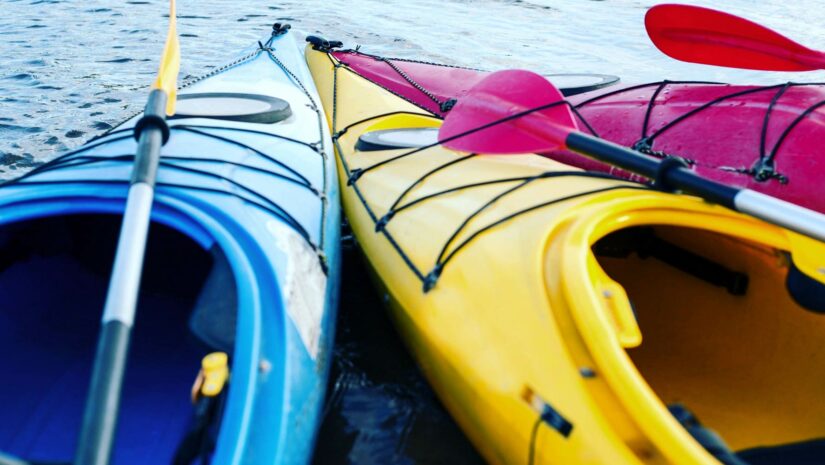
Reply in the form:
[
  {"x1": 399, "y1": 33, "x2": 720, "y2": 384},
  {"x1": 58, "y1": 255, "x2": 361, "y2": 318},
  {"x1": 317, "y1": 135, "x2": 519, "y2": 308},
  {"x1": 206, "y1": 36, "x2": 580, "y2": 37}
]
[
  {"x1": 566, "y1": 132, "x2": 825, "y2": 243},
  {"x1": 735, "y1": 190, "x2": 825, "y2": 243},
  {"x1": 75, "y1": 90, "x2": 168, "y2": 465}
]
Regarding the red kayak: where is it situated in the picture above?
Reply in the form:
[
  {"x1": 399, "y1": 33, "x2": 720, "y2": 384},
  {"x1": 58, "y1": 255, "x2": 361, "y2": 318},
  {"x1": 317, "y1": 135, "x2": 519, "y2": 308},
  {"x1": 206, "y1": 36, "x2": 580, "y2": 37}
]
[{"x1": 329, "y1": 48, "x2": 825, "y2": 214}]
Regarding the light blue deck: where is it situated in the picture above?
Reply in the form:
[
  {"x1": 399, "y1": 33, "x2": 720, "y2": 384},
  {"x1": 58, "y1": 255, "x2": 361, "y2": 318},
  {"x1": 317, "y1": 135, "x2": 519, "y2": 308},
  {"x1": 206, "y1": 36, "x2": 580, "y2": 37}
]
[{"x1": 0, "y1": 30, "x2": 340, "y2": 465}]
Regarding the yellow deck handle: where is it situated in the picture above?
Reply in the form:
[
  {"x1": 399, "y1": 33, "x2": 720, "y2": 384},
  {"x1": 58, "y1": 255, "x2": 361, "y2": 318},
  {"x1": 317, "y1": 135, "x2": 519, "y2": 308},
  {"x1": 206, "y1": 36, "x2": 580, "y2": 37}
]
[
  {"x1": 191, "y1": 352, "x2": 229, "y2": 403},
  {"x1": 600, "y1": 281, "x2": 642, "y2": 348},
  {"x1": 200, "y1": 352, "x2": 229, "y2": 397}
]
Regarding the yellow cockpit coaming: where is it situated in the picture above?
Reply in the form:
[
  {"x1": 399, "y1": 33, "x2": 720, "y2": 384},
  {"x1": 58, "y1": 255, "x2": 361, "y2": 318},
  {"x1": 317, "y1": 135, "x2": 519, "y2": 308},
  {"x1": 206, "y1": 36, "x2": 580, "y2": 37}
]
[{"x1": 565, "y1": 198, "x2": 825, "y2": 463}]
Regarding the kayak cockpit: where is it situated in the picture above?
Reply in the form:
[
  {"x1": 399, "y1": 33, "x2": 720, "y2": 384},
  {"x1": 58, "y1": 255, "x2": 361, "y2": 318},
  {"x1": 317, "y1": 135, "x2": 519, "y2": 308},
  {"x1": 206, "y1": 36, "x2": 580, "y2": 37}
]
[
  {"x1": 597, "y1": 226, "x2": 825, "y2": 453},
  {"x1": 0, "y1": 214, "x2": 236, "y2": 464},
  {"x1": 555, "y1": 192, "x2": 825, "y2": 465}
]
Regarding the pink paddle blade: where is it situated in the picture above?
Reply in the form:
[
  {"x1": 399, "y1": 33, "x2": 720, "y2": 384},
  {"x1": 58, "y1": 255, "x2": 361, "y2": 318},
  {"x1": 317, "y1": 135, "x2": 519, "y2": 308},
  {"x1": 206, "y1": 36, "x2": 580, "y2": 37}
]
[
  {"x1": 439, "y1": 69, "x2": 578, "y2": 154},
  {"x1": 646, "y1": 4, "x2": 825, "y2": 71}
]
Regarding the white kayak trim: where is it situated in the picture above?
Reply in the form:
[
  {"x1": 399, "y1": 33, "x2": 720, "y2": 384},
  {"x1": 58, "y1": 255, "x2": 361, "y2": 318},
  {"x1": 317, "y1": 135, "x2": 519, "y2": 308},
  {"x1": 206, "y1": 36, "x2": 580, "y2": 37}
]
[{"x1": 268, "y1": 219, "x2": 326, "y2": 360}]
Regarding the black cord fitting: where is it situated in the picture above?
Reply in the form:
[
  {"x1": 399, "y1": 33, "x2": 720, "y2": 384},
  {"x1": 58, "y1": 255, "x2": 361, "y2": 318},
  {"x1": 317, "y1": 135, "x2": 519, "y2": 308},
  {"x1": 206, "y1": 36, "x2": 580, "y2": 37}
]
[
  {"x1": 317, "y1": 251, "x2": 329, "y2": 274},
  {"x1": 375, "y1": 211, "x2": 395, "y2": 232},
  {"x1": 305, "y1": 35, "x2": 342, "y2": 52},
  {"x1": 422, "y1": 264, "x2": 443, "y2": 293},
  {"x1": 332, "y1": 127, "x2": 347, "y2": 140},
  {"x1": 752, "y1": 158, "x2": 775, "y2": 182},
  {"x1": 751, "y1": 158, "x2": 788, "y2": 184},
  {"x1": 632, "y1": 137, "x2": 652, "y2": 153},
  {"x1": 272, "y1": 22, "x2": 291, "y2": 36},
  {"x1": 347, "y1": 168, "x2": 363, "y2": 185},
  {"x1": 541, "y1": 405, "x2": 573, "y2": 437},
  {"x1": 305, "y1": 35, "x2": 329, "y2": 50},
  {"x1": 440, "y1": 98, "x2": 457, "y2": 113}
]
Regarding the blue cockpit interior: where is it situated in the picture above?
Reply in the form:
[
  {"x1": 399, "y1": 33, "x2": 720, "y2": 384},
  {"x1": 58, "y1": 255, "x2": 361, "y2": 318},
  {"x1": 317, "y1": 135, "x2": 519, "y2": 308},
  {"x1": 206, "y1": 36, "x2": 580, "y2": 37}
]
[{"x1": 0, "y1": 214, "x2": 236, "y2": 465}]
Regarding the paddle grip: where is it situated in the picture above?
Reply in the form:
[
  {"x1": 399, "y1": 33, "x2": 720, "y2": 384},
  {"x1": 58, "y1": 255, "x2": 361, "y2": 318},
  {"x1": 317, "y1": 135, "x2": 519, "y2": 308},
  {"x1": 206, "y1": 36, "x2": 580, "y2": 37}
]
[
  {"x1": 566, "y1": 132, "x2": 738, "y2": 209},
  {"x1": 666, "y1": 168, "x2": 738, "y2": 209},
  {"x1": 566, "y1": 132, "x2": 657, "y2": 176}
]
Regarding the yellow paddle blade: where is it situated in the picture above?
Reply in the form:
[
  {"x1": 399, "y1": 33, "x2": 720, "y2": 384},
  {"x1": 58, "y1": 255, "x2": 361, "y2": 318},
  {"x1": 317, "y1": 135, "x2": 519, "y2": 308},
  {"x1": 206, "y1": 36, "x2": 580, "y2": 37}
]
[{"x1": 152, "y1": 0, "x2": 180, "y2": 115}]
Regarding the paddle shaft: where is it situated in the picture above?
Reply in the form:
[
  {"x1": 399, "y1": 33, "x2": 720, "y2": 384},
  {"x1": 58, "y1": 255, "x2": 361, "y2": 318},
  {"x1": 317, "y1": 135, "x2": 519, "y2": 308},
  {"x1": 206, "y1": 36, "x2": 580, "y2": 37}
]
[
  {"x1": 566, "y1": 132, "x2": 825, "y2": 242},
  {"x1": 74, "y1": 90, "x2": 168, "y2": 465}
]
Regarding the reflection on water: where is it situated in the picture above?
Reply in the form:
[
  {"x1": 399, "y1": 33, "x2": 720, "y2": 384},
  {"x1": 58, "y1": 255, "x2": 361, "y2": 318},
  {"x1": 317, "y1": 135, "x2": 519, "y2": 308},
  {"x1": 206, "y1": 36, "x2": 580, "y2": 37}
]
[{"x1": 314, "y1": 238, "x2": 484, "y2": 464}]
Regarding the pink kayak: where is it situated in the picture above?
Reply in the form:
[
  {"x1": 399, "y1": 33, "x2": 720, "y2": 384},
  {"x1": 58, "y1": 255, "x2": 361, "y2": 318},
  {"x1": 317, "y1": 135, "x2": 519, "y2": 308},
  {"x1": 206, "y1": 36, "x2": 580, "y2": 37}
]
[{"x1": 330, "y1": 48, "x2": 825, "y2": 214}]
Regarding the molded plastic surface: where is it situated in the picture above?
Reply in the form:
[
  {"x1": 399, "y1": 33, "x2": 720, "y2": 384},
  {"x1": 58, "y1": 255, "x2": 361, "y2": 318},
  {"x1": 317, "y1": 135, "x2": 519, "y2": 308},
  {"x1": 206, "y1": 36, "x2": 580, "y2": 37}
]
[
  {"x1": 332, "y1": 49, "x2": 825, "y2": 214},
  {"x1": 0, "y1": 29, "x2": 340, "y2": 465}
]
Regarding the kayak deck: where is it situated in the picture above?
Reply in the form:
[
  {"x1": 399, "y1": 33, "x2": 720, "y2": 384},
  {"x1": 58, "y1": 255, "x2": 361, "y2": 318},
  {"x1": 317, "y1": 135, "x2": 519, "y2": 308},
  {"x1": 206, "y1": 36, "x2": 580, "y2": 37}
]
[
  {"x1": 0, "y1": 28, "x2": 340, "y2": 465},
  {"x1": 326, "y1": 47, "x2": 825, "y2": 216},
  {"x1": 307, "y1": 44, "x2": 825, "y2": 465}
]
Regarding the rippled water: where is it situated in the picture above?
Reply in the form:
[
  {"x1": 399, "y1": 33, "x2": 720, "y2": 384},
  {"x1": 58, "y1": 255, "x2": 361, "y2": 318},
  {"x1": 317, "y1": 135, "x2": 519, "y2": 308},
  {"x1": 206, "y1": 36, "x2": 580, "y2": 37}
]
[
  {"x1": 3, "y1": 0, "x2": 825, "y2": 176},
  {"x1": 3, "y1": 0, "x2": 825, "y2": 463}
]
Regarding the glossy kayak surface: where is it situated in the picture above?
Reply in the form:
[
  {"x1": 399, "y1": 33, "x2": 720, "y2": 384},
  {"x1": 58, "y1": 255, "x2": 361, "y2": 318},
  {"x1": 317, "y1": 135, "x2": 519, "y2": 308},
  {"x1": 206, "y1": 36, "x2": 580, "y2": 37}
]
[
  {"x1": 308, "y1": 44, "x2": 825, "y2": 465},
  {"x1": 329, "y1": 48, "x2": 825, "y2": 214},
  {"x1": 0, "y1": 28, "x2": 339, "y2": 465}
]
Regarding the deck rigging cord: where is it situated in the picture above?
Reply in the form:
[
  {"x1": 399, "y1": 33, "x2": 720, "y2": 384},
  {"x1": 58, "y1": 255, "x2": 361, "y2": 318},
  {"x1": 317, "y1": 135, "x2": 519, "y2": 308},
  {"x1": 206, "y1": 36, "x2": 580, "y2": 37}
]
[
  {"x1": 0, "y1": 9, "x2": 328, "y2": 465},
  {"x1": 326, "y1": 52, "x2": 646, "y2": 291}
]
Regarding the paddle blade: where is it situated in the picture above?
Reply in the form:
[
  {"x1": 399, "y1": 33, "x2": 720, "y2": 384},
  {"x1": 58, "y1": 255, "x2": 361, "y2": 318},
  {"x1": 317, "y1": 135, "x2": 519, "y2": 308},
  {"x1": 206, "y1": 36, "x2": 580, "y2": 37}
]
[
  {"x1": 646, "y1": 4, "x2": 825, "y2": 71},
  {"x1": 439, "y1": 69, "x2": 577, "y2": 154},
  {"x1": 152, "y1": 0, "x2": 180, "y2": 114}
]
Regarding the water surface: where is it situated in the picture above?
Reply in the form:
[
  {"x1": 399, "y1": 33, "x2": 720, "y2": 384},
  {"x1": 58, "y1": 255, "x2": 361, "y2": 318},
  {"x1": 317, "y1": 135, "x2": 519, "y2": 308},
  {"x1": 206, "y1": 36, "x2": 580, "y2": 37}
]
[{"x1": 2, "y1": 1, "x2": 824, "y2": 463}]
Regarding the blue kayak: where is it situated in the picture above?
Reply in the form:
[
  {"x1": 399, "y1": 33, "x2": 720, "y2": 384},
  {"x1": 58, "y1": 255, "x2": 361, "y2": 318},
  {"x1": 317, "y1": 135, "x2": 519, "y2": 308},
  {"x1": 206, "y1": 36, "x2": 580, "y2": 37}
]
[{"x1": 0, "y1": 25, "x2": 340, "y2": 465}]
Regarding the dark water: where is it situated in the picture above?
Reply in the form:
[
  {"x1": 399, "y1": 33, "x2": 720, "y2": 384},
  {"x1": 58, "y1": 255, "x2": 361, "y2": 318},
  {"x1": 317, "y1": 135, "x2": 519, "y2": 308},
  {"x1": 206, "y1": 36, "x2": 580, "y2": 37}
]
[
  {"x1": 313, "y1": 238, "x2": 484, "y2": 465},
  {"x1": 3, "y1": 1, "x2": 825, "y2": 463}
]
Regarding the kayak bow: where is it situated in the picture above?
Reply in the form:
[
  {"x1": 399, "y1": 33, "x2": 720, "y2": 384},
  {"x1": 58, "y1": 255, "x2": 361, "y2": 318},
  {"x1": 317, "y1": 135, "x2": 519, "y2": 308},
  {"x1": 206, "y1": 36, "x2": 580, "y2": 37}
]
[{"x1": 0, "y1": 24, "x2": 340, "y2": 465}]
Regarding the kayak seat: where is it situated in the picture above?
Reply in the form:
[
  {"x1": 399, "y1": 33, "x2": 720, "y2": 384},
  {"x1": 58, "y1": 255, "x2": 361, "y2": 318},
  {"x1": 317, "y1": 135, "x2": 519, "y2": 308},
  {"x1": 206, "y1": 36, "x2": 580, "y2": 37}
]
[
  {"x1": 172, "y1": 93, "x2": 291, "y2": 124},
  {"x1": 738, "y1": 438, "x2": 825, "y2": 465},
  {"x1": 670, "y1": 405, "x2": 825, "y2": 465},
  {"x1": 668, "y1": 404, "x2": 747, "y2": 465},
  {"x1": 786, "y1": 262, "x2": 825, "y2": 314},
  {"x1": 189, "y1": 245, "x2": 237, "y2": 353}
]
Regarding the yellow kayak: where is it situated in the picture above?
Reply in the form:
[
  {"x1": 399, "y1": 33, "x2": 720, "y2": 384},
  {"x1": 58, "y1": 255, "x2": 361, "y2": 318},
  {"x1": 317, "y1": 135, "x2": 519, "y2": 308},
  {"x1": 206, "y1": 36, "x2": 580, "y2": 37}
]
[{"x1": 306, "y1": 44, "x2": 825, "y2": 465}]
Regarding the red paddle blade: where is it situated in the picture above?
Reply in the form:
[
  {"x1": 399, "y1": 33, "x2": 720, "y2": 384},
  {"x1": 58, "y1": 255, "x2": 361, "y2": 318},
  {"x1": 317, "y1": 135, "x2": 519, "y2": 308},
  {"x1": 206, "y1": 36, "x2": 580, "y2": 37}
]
[
  {"x1": 646, "y1": 4, "x2": 825, "y2": 71},
  {"x1": 439, "y1": 69, "x2": 577, "y2": 154}
]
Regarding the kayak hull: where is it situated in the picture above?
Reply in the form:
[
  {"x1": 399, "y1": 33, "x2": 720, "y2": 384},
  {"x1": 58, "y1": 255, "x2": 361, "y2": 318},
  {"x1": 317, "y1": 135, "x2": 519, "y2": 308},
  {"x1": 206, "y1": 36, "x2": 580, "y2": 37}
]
[
  {"x1": 0, "y1": 30, "x2": 339, "y2": 465},
  {"x1": 307, "y1": 45, "x2": 825, "y2": 465}
]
